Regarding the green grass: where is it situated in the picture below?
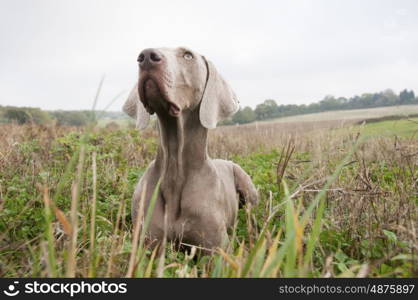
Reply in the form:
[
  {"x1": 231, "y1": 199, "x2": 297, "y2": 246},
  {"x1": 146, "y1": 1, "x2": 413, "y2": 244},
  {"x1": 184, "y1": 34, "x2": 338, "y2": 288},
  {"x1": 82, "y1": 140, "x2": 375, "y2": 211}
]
[
  {"x1": 360, "y1": 118, "x2": 418, "y2": 138},
  {"x1": 0, "y1": 123, "x2": 416, "y2": 277}
]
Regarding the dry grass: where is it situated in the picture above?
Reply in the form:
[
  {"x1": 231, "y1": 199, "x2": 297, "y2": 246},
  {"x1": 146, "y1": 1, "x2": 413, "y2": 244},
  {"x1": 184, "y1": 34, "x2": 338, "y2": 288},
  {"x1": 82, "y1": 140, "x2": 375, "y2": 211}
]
[
  {"x1": 0, "y1": 118, "x2": 417, "y2": 277},
  {"x1": 209, "y1": 119, "x2": 354, "y2": 157}
]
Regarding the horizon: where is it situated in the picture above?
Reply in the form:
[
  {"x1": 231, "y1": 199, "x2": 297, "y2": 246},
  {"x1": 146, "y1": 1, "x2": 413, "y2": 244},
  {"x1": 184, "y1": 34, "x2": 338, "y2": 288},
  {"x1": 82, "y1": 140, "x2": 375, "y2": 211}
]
[{"x1": 1, "y1": 87, "x2": 415, "y2": 113}]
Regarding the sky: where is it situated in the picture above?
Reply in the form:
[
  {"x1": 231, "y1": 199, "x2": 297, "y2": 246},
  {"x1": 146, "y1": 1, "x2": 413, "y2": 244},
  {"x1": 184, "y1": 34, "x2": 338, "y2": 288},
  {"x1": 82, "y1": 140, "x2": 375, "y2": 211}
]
[{"x1": 0, "y1": 0, "x2": 417, "y2": 111}]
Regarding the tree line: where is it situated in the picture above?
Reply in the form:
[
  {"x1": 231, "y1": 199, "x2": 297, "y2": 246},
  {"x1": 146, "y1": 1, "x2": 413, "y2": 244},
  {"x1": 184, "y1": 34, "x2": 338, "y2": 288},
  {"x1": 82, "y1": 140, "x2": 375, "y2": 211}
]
[
  {"x1": 1, "y1": 88, "x2": 416, "y2": 126},
  {"x1": 0, "y1": 106, "x2": 126, "y2": 126},
  {"x1": 224, "y1": 89, "x2": 417, "y2": 125}
]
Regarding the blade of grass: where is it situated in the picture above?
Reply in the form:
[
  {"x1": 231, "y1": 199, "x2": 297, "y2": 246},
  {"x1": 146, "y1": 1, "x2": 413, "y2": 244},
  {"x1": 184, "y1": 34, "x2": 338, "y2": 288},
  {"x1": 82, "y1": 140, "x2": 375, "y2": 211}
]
[
  {"x1": 283, "y1": 181, "x2": 297, "y2": 277},
  {"x1": 126, "y1": 185, "x2": 147, "y2": 278},
  {"x1": 241, "y1": 226, "x2": 268, "y2": 277},
  {"x1": 144, "y1": 246, "x2": 158, "y2": 277},
  {"x1": 156, "y1": 204, "x2": 168, "y2": 278},
  {"x1": 106, "y1": 174, "x2": 128, "y2": 277},
  {"x1": 301, "y1": 196, "x2": 326, "y2": 276},
  {"x1": 90, "y1": 75, "x2": 105, "y2": 124},
  {"x1": 135, "y1": 179, "x2": 161, "y2": 277},
  {"x1": 260, "y1": 229, "x2": 282, "y2": 277},
  {"x1": 42, "y1": 185, "x2": 57, "y2": 277},
  {"x1": 66, "y1": 144, "x2": 86, "y2": 277},
  {"x1": 88, "y1": 151, "x2": 97, "y2": 277},
  {"x1": 211, "y1": 252, "x2": 224, "y2": 277}
]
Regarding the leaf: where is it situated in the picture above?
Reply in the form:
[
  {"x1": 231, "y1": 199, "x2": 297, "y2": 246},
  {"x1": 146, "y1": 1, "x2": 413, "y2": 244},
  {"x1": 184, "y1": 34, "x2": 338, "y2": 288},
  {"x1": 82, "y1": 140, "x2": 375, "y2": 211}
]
[
  {"x1": 335, "y1": 251, "x2": 348, "y2": 262},
  {"x1": 337, "y1": 262, "x2": 349, "y2": 273},
  {"x1": 383, "y1": 230, "x2": 397, "y2": 243},
  {"x1": 390, "y1": 254, "x2": 413, "y2": 261}
]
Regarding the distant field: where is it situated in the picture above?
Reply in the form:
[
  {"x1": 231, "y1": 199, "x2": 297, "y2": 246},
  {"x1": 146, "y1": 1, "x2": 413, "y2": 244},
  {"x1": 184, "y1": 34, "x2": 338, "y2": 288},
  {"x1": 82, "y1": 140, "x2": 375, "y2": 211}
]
[
  {"x1": 358, "y1": 117, "x2": 418, "y2": 138},
  {"x1": 262, "y1": 105, "x2": 418, "y2": 124},
  {"x1": 97, "y1": 117, "x2": 132, "y2": 127},
  {"x1": 97, "y1": 105, "x2": 418, "y2": 129},
  {"x1": 218, "y1": 105, "x2": 418, "y2": 147},
  {"x1": 96, "y1": 106, "x2": 418, "y2": 142}
]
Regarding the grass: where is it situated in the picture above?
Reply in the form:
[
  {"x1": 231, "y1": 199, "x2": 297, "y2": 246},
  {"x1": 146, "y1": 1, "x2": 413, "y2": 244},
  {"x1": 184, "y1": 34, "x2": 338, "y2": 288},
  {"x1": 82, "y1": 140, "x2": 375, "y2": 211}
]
[
  {"x1": 0, "y1": 114, "x2": 417, "y2": 277},
  {"x1": 264, "y1": 104, "x2": 418, "y2": 124},
  {"x1": 359, "y1": 117, "x2": 418, "y2": 138}
]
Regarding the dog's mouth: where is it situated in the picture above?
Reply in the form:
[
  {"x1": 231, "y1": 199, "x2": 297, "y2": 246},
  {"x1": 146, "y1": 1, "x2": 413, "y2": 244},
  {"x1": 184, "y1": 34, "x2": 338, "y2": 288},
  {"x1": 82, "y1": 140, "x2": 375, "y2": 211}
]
[{"x1": 138, "y1": 75, "x2": 180, "y2": 117}]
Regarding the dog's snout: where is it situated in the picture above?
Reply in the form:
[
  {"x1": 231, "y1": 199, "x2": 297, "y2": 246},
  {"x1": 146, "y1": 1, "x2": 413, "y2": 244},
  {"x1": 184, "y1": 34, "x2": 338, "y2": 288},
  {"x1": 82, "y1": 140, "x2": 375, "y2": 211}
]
[{"x1": 138, "y1": 48, "x2": 163, "y2": 70}]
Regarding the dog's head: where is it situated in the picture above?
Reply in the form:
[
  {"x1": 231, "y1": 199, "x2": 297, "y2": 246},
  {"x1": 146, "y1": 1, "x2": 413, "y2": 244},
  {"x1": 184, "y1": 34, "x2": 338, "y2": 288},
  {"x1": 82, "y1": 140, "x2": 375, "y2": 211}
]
[{"x1": 123, "y1": 47, "x2": 239, "y2": 129}]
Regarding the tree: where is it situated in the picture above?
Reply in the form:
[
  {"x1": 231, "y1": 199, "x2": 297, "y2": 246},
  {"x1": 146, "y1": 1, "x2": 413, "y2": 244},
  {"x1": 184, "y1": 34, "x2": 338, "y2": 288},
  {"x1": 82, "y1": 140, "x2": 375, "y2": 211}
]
[
  {"x1": 232, "y1": 106, "x2": 256, "y2": 124},
  {"x1": 3, "y1": 107, "x2": 51, "y2": 124},
  {"x1": 51, "y1": 110, "x2": 94, "y2": 126},
  {"x1": 377, "y1": 89, "x2": 398, "y2": 106},
  {"x1": 255, "y1": 99, "x2": 279, "y2": 120},
  {"x1": 4, "y1": 108, "x2": 30, "y2": 124},
  {"x1": 318, "y1": 95, "x2": 344, "y2": 111},
  {"x1": 399, "y1": 89, "x2": 415, "y2": 105}
]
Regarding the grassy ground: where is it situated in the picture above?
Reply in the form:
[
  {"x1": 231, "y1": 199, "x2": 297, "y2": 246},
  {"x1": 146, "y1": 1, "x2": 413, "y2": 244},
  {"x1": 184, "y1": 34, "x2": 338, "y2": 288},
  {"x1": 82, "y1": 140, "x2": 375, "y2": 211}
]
[
  {"x1": 263, "y1": 104, "x2": 418, "y2": 124},
  {"x1": 0, "y1": 117, "x2": 417, "y2": 277},
  {"x1": 359, "y1": 118, "x2": 418, "y2": 138}
]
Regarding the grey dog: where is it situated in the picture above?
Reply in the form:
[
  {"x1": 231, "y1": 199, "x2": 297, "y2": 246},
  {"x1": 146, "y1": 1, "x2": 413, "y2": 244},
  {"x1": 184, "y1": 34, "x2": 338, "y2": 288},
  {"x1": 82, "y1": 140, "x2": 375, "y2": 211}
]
[{"x1": 123, "y1": 47, "x2": 258, "y2": 253}]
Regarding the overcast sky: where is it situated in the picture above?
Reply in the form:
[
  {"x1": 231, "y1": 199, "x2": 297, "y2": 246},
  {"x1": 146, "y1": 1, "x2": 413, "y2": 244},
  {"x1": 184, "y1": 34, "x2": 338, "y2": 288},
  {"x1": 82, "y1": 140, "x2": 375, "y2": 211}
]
[{"x1": 0, "y1": 0, "x2": 417, "y2": 111}]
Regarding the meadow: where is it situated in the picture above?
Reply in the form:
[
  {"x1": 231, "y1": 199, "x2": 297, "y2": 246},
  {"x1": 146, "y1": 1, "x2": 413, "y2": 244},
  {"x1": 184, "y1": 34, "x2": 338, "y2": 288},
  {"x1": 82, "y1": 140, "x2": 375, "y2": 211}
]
[
  {"x1": 0, "y1": 109, "x2": 417, "y2": 277},
  {"x1": 262, "y1": 104, "x2": 418, "y2": 124}
]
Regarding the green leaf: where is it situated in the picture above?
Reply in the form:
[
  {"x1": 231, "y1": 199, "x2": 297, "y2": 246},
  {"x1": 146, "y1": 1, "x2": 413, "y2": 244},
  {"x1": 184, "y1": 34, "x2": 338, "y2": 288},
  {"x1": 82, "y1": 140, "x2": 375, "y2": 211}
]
[{"x1": 383, "y1": 230, "x2": 397, "y2": 243}]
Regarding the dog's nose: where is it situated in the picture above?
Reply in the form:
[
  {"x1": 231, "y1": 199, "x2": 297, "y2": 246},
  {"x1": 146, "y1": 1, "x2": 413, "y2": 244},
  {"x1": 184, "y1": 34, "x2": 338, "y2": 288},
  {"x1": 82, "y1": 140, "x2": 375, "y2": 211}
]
[{"x1": 138, "y1": 49, "x2": 163, "y2": 70}]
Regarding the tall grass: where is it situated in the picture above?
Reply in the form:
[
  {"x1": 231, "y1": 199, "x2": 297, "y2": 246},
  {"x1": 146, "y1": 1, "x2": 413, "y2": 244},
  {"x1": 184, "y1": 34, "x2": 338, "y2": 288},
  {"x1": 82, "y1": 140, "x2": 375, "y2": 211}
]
[{"x1": 0, "y1": 114, "x2": 417, "y2": 277}]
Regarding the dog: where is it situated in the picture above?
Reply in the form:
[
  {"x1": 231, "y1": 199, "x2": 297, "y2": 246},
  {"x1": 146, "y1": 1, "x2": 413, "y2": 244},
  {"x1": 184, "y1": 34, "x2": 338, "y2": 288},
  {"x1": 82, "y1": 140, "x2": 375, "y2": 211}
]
[{"x1": 123, "y1": 47, "x2": 258, "y2": 253}]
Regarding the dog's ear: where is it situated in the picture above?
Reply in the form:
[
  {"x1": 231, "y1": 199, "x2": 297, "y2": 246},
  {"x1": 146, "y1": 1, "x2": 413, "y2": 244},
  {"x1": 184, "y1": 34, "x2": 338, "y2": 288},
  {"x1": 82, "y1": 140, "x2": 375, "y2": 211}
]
[
  {"x1": 123, "y1": 82, "x2": 150, "y2": 130},
  {"x1": 199, "y1": 58, "x2": 239, "y2": 129}
]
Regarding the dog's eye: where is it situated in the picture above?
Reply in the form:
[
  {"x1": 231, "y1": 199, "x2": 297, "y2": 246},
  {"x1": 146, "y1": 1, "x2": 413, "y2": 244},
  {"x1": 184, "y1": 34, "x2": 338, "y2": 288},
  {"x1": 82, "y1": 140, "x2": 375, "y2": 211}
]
[{"x1": 183, "y1": 52, "x2": 193, "y2": 60}]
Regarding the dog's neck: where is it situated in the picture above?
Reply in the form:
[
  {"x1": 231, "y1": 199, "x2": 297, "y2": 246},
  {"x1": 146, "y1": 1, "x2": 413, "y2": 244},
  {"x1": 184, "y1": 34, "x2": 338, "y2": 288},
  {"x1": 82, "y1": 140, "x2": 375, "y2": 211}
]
[
  {"x1": 154, "y1": 107, "x2": 208, "y2": 214},
  {"x1": 155, "y1": 108, "x2": 208, "y2": 172}
]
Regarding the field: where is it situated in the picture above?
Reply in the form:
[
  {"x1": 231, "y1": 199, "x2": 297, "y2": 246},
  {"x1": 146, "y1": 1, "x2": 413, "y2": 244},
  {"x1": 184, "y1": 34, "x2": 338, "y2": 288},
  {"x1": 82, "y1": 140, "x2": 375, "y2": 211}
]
[
  {"x1": 263, "y1": 105, "x2": 418, "y2": 123},
  {"x1": 0, "y1": 109, "x2": 417, "y2": 277},
  {"x1": 359, "y1": 118, "x2": 418, "y2": 138}
]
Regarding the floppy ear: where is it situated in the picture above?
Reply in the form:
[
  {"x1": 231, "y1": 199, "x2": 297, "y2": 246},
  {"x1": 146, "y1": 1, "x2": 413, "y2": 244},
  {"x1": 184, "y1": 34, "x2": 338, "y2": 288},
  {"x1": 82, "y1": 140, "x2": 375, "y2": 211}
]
[
  {"x1": 123, "y1": 82, "x2": 150, "y2": 130},
  {"x1": 199, "y1": 58, "x2": 239, "y2": 129}
]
